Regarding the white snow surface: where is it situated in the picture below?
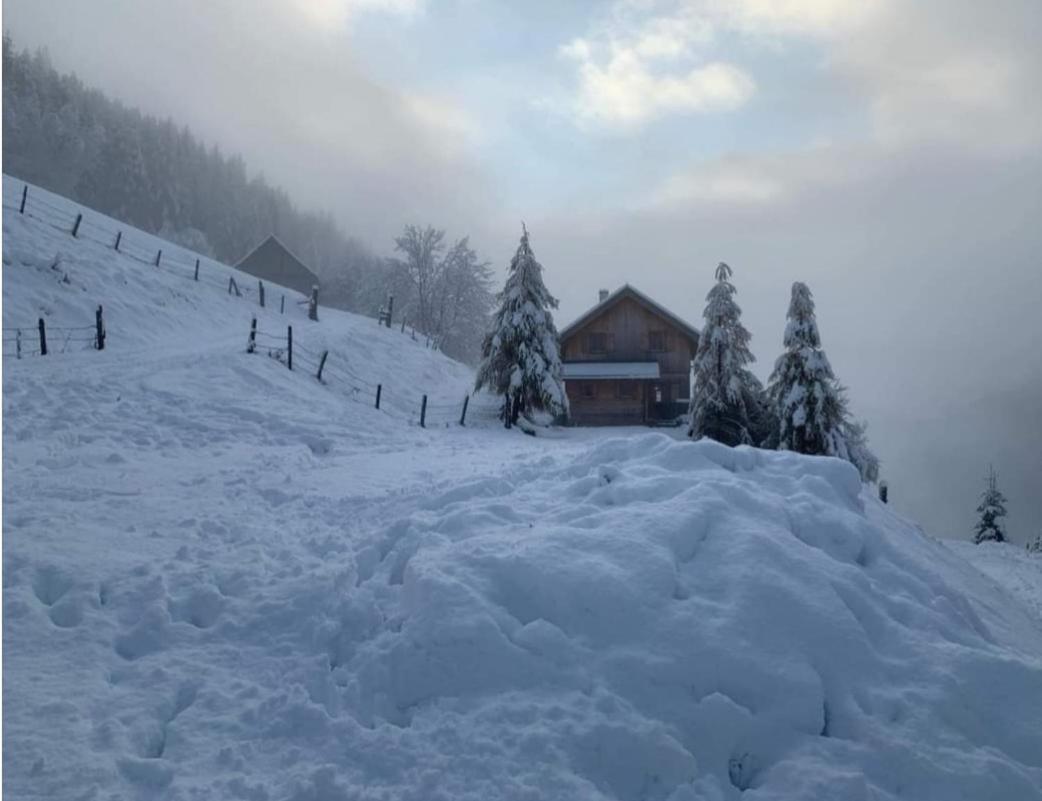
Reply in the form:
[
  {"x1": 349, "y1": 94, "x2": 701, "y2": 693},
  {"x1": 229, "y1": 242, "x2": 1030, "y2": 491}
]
[{"x1": 4, "y1": 180, "x2": 1042, "y2": 800}]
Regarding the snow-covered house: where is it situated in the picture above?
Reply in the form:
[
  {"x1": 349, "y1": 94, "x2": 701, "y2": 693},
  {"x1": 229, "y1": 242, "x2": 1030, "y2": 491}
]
[
  {"x1": 559, "y1": 285, "x2": 699, "y2": 426},
  {"x1": 235, "y1": 234, "x2": 320, "y2": 297}
]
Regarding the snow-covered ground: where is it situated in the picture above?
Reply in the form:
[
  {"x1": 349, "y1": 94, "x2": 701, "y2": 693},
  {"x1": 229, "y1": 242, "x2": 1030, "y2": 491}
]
[{"x1": 4, "y1": 179, "x2": 1042, "y2": 800}]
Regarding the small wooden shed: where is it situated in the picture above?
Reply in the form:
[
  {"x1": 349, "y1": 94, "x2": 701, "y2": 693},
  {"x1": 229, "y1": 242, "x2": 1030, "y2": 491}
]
[{"x1": 235, "y1": 235, "x2": 319, "y2": 297}]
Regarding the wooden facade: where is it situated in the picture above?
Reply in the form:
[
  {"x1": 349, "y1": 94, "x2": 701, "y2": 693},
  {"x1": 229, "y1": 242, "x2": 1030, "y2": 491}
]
[
  {"x1": 235, "y1": 235, "x2": 320, "y2": 297},
  {"x1": 559, "y1": 286, "x2": 699, "y2": 426}
]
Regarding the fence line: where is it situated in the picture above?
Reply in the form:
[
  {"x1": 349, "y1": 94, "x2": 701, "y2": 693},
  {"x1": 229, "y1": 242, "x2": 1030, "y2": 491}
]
[
  {"x1": 2, "y1": 181, "x2": 318, "y2": 318},
  {"x1": 2, "y1": 306, "x2": 106, "y2": 359},
  {"x1": 5, "y1": 181, "x2": 482, "y2": 418},
  {"x1": 5, "y1": 181, "x2": 454, "y2": 358},
  {"x1": 244, "y1": 318, "x2": 488, "y2": 428}
]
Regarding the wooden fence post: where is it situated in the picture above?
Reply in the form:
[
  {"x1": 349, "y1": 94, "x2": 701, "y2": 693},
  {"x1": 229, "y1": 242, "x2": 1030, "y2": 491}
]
[
  {"x1": 194, "y1": 259, "x2": 200, "y2": 281},
  {"x1": 19, "y1": 184, "x2": 27, "y2": 214},
  {"x1": 386, "y1": 294, "x2": 394, "y2": 329},
  {"x1": 228, "y1": 277, "x2": 241, "y2": 297},
  {"x1": 72, "y1": 213, "x2": 83, "y2": 238},
  {"x1": 155, "y1": 249, "x2": 162, "y2": 267},
  {"x1": 280, "y1": 295, "x2": 285, "y2": 314},
  {"x1": 879, "y1": 481, "x2": 888, "y2": 504},
  {"x1": 15, "y1": 329, "x2": 21, "y2": 359},
  {"x1": 287, "y1": 326, "x2": 293, "y2": 370},
  {"x1": 308, "y1": 286, "x2": 319, "y2": 321},
  {"x1": 114, "y1": 231, "x2": 122, "y2": 252},
  {"x1": 248, "y1": 317, "x2": 257, "y2": 353},
  {"x1": 420, "y1": 394, "x2": 428, "y2": 428},
  {"x1": 375, "y1": 384, "x2": 382, "y2": 409},
  {"x1": 400, "y1": 317, "x2": 406, "y2": 334},
  {"x1": 459, "y1": 395, "x2": 469, "y2": 426},
  {"x1": 317, "y1": 350, "x2": 328, "y2": 381},
  {"x1": 258, "y1": 280, "x2": 265, "y2": 308},
  {"x1": 38, "y1": 318, "x2": 47, "y2": 356},
  {"x1": 95, "y1": 305, "x2": 105, "y2": 350}
]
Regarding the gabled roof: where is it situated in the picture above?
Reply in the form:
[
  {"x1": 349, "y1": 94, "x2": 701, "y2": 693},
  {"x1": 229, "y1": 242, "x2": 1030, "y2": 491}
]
[
  {"x1": 558, "y1": 284, "x2": 700, "y2": 344},
  {"x1": 235, "y1": 234, "x2": 318, "y2": 281}
]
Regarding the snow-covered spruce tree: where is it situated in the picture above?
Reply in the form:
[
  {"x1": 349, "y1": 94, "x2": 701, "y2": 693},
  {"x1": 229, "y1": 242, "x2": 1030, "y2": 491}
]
[
  {"x1": 688, "y1": 262, "x2": 768, "y2": 446},
  {"x1": 475, "y1": 224, "x2": 567, "y2": 427},
  {"x1": 765, "y1": 282, "x2": 879, "y2": 482},
  {"x1": 1026, "y1": 533, "x2": 1042, "y2": 554},
  {"x1": 974, "y1": 465, "x2": 1008, "y2": 544}
]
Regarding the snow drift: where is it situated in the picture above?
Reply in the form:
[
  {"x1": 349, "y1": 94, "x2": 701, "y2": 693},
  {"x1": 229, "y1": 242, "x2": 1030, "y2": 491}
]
[{"x1": 332, "y1": 436, "x2": 1042, "y2": 800}]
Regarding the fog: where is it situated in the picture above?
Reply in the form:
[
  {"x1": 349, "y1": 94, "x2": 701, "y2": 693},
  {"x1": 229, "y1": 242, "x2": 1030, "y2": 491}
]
[{"x1": 5, "y1": 0, "x2": 1040, "y2": 540}]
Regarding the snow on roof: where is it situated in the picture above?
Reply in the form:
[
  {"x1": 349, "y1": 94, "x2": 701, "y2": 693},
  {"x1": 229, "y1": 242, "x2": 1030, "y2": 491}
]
[{"x1": 562, "y1": 361, "x2": 661, "y2": 379}]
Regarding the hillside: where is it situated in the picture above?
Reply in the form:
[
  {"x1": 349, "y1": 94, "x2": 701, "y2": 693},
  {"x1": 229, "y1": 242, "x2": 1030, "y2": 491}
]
[{"x1": 4, "y1": 179, "x2": 1042, "y2": 800}]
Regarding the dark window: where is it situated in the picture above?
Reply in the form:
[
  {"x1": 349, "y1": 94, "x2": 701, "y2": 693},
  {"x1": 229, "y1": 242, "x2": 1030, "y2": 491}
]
[
  {"x1": 648, "y1": 331, "x2": 666, "y2": 351},
  {"x1": 587, "y1": 332, "x2": 608, "y2": 354},
  {"x1": 617, "y1": 381, "x2": 638, "y2": 400},
  {"x1": 581, "y1": 382, "x2": 596, "y2": 399}
]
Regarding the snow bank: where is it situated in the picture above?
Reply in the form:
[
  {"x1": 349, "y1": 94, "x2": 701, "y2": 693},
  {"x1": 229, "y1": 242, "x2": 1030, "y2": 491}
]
[{"x1": 334, "y1": 436, "x2": 1042, "y2": 800}]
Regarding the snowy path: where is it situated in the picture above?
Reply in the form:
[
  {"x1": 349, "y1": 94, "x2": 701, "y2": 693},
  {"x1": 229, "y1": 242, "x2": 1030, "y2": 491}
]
[{"x1": 2, "y1": 334, "x2": 600, "y2": 799}]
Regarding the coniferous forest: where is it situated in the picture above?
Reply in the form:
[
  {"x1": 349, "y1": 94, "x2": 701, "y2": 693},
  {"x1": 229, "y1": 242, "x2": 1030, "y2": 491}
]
[{"x1": 1, "y1": 34, "x2": 493, "y2": 363}]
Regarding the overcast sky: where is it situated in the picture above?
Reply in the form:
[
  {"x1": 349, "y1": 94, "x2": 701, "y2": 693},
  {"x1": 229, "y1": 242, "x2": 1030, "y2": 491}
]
[{"x1": 5, "y1": 0, "x2": 1041, "y2": 541}]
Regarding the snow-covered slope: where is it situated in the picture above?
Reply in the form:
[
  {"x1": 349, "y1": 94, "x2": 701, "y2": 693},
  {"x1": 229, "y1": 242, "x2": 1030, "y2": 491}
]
[
  {"x1": 1, "y1": 174, "x2": 476, "y2": 423},
  {"x1": 4, "y1": 180, "x2": 1042, "y2": 800},
  {"x1": 946, "y1": 540, "x2": 1042, "y2": 621}
]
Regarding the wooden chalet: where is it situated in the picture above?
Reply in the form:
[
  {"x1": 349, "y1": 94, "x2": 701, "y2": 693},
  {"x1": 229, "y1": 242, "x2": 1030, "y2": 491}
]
[{"x1": 559, "y1": 285, "x2": 699, "y2": 426}]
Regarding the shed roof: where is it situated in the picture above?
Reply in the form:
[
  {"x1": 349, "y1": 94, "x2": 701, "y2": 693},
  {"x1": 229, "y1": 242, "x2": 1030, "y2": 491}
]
[{"x1": 562, "y1": 361, "x2": 661, "y2": 380}]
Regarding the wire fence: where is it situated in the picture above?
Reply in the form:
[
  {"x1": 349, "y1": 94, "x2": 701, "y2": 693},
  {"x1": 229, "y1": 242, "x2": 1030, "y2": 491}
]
[
  {"x1": 2, "y1": 306, "x2": 106, "y2": 359},
  {"x1": 3, "y1": 180, "x2": 487, "y2": 423},
  {"x1": 1, "y1": 180, "x2": 319, "y2": 318},
  {"x1": 245, "y1": 318, "x2": 499, "y2": 428}
]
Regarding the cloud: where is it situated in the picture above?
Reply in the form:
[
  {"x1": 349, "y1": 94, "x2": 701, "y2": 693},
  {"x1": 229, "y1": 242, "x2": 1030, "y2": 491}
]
[
  {"x1": 651, "y1": 157, "x2": 784, "y2": 205},
  {"x1": 563, "y1": 48, "x2": 754, "y2": 128},
  {"x1": 557, "y1": 4, "x2": 753, "y2": 129},
  {"x1": 709, "y1": 0, "x2": 880, "y2": 38},
  {"x1": 291, "y1": 0, "x2": 424, "y2": 29},
  {"x1": 557, "y1": 0, "x2": 1042, "y2": 149}
]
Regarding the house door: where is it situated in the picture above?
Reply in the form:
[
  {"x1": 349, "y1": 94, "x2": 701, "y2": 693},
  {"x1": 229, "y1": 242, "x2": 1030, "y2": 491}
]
[{"x1": 648, "y1": 382, "x2": 671, "y2": 421}]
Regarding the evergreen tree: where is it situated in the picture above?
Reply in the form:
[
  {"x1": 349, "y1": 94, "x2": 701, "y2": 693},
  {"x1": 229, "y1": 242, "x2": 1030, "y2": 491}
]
[
  {"x1": 1026, "y1": 533, "x2": 1042, "y2": 554},
  {"x1": 475, "y1": 224, "x2": 567, "y2": 426},
  {"x1": 688, "y1": 262, "x2": 765, "y2": 445},
  {"x1": 974, "y1": 465, "x2": 1008, "y2": 544},
  {"x1": 765, "y1": 281, "x2": 879, "y2": 481}
]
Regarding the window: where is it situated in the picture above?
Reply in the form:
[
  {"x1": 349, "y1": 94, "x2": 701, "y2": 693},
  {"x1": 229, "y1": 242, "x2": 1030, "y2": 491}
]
[
  {"x1": 587, "y1": 332, "x2": 608, "y2": 354},
  {"x1": 648, "y1": 331, "x2": 666, "y2": 352},
  {"x1": 581, "y1": 382, "x2": 596, "y2": 399},
  {"x1": 617, "y1": 381, "x2": 638, "y2": 400}
]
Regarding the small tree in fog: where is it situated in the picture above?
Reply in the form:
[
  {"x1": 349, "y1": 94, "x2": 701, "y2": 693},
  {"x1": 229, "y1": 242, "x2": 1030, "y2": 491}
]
[
  {"x1": 475, "y1": 224, "x2": 567, "y2": 426},
  {"x1": 1026, "y1": 533, "x2": 1042, "y2": 554},
  {"x1": 974, "y1": 466, "x2": 1008, "y2": 544},
  {"x1": 688, "y1": 262, "x2": 767, "y2": 446},
  {"x1": 766, "y1": 282, "x2": 879, "y2": 482}
]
